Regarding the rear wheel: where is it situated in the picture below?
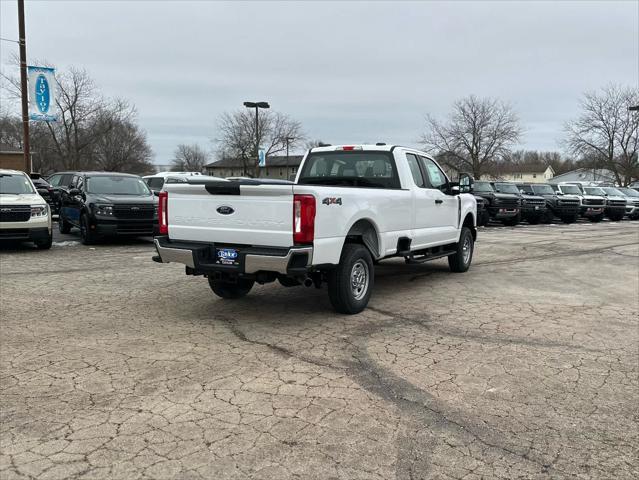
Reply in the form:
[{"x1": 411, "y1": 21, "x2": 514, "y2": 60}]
[
  {"x1": 58, "y1": 215, "x2": 71, "y2": 234},
  {"x1": 208, "y1": 277, "x2": 254, "y2": 299},
  {"x1": 606, "y1": 212, "x2": 624, "y2": 222},
  {"x1": 327, "y1": 244, "x2": 374, "y2": 315},
  {"x1": 527, "y1": 215, "x2": 540, "y2": 225},
  {"x1": 448, "y1": 227, "x2": 474, "y2": 273}
]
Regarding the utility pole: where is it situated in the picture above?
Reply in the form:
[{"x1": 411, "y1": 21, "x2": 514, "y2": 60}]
[{"x1": 17, "y1": 0, "x2": 31, "y2": 173}]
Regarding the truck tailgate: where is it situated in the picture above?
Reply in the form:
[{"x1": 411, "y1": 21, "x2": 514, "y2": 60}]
[{"x1": 165, "y1": 182, "x2": 294, "y2": 247}]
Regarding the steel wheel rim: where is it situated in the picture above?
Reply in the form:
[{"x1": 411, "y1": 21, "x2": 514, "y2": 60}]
[
  {"x1": 462, "y1": 235, "x2": 472, "y2": 265},
  {"x1": 350, "y1": 260, "x2": 369, "y2": 301}
]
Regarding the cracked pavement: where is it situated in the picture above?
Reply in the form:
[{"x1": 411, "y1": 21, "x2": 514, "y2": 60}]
[{"x1": 1, "y1": 222, "x2": 637, "y2": 479}]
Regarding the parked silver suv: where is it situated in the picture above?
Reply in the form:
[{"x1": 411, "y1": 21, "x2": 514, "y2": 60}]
[{"x1": 555, "y1": 183, "x2": 606, "y2": 222}]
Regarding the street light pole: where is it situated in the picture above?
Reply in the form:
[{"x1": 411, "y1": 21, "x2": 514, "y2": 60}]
[
  {"x1": 17, "y1": 0, "x2": 31, "y2": 173},
  {"x1": 243, "y1": 101, "x2": 270, "y2": 178},
  {"x1": 285, "y1": 136, "x2": 295, "y2": 180}
]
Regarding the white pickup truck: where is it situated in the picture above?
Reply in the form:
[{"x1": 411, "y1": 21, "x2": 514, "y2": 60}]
[{"x1": 153, "y1": 145, "x2": 477, "y2": 314}]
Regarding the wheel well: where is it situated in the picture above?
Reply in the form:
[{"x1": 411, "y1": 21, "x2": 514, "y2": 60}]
[
  {"x1": 462, "y1": 213, "x2": 477, "y2": 240},
  {"x1": 345, "y1": 219, "x2": 379, "y2": 258}
]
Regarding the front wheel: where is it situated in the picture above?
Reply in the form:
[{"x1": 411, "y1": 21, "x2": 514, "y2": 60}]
[
  {"x1": 208, "y1": 277, "x2": 254, "y2": 299},
  {"x1": 327, "y1": 244, "x2": 374, "y2": 315},
  {"x1": 58, "y1": 215, "x2": 71, "y2": 234},
  {"x1": 561, "y1": 214, "x2": 578, "y2": 224},
  {"x1": 502, "y1": 213, "x2": 521, "y2": 227},
  {"x1": 448, "y1": 227, "x2": 474, "y2": 273},
  {"x1": 80, "y1": 214, "x2": 97, "y2": 245},
  {"x1": 35, "y1": 233, "x2": 52, "y2": 250},
  {"x1": 589, "y1": 214, "x2": 604, "y2": 223}
]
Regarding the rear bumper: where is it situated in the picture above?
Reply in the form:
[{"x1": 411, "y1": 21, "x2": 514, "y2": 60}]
[{"x1": 153, "y1": 236, "x2": 313, "y2": 275}]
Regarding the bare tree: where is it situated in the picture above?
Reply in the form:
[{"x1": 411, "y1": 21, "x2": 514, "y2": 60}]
[
  {"x1": 171, "y1": 144, "x2": 208, "y2": 172},
  {"x1": 421, "y1": 95, "x2": 522, "y2": 178},
  {"x1": 215, "y1": 109, "x2": 304, "y2": 177},
  {"x1": 2, "y1": 59, "x2": 153, "y2": 173},
  {"x1": 565, "y1": 84, "x2": 639, "y2": 185}
]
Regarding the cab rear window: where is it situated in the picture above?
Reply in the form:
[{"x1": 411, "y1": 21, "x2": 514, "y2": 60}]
[{"x1": 298, "y1": 151, "x2": 400, "y2": 189}]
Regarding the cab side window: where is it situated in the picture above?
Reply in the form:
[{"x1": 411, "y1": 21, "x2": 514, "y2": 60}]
[
  {"x1": 420, "y1": 157, "x2": 448, "y2": 191},
  {"x1": 48, "y1": 174, "x2": 60, "y2": 186},
  {"x1": 406, "y1": 153, "x2": 425, "y2": 188},
  {"x1": 76, "y1": 176, "x2": 84, "y2": 191}
]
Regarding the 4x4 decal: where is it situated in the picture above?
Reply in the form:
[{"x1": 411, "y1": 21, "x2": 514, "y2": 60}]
[{"x1": 322, "y1": 197, "x2": 342, "y2": 206}]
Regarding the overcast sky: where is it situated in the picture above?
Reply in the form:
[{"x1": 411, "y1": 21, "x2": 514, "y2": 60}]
[{"x1": 1, "y1": 0, "x2": 637, "y2": 164}]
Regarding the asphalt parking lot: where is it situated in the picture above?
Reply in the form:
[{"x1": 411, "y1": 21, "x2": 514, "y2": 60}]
[{"x1": 1, "y1": 221, "x2": 638, "y2": 480}]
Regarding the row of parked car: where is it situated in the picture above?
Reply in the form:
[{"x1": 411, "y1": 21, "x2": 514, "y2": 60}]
[
  {"x1": 1, "y1": 166, "x2": 638, "y2": 250},
  {"x1": 472, "y1": 181, "x2": 639, "y2": 226}
]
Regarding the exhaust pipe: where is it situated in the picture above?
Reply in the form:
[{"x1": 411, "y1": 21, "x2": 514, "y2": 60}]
[{"x1": 303, "y1": 277, "x2": 314, "y2": 288}]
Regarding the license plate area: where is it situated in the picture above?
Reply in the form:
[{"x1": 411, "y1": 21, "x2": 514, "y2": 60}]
[{"x1": 215, "y1": 247, "x2": 240, "y2": 266}]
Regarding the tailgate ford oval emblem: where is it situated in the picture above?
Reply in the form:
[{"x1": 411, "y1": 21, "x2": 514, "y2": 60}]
[{"x1": 217, "y1": 205, "x2": 235, "y2": 215}]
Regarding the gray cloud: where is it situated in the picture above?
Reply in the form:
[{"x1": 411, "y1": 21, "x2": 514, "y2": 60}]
[{"x1": 1, "y1": 0, "x2": 637, "y2": 163}]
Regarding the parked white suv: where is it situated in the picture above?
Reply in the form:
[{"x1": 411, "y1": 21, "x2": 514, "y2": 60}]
[
  {"x1": 152, "y1": 145, "x2": 477, "y2": 314},
  {"x1": 0, "y1": 169, "x2": 52, "y2": 249},
  {"x1": 143, "y1": 171, "x2": 208, "y2": 193}
]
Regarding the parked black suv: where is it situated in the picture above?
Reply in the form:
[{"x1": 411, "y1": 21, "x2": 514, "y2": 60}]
[
  {"x1": 474, "y1": 194, "x2": 490, "y2": 226},
  {"x1": 46, "y1": 171, "x2": 80, "y2": 213},
  {"x1": 492, "y1": 181, "x2": 546, "y2": 224},
  {"x1": 518, "y1": 183, "x2": 580, "y2": 223},
  {"x1": 472, "y1": 181, "x2": 521, "y2": 225},
  {"x1": 58, "y1": 172, "x2": 158, "y2": 244},
  {"x1": 29, "y1": 173, "x2": 58, "y2": 214}
]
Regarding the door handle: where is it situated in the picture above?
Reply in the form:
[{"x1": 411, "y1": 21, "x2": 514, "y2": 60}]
[{"x1": 435, "y1": 199, "x2": 443, "y2": 204}]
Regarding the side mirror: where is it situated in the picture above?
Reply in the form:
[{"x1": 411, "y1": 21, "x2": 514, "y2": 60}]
[
  {"x1": 68, "y1": 188, "x2": 81, "y2": 196},
  {"x1": 458, "y1": 173, "x2": 474, "y2": 194},
  {"x1": 152, "y1": 190, "x2": 160, "y2": 197}
]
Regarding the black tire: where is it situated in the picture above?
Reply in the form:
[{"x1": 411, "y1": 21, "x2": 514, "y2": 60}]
[
  {"x1": 58, "y1": 214, "x2": 71, "y2": 234},
  {"x1": 502, "y1": 213, "x2": 521, "y2": 227},
  {"x1": 589, "y1": 214, "x2": 604, "y2": 223},
  {"x1": 327, "y1": 243, "x2": 374, "y2": 315},
  {"x1": 527, "y1": 216, "x2": 540, "y2": 225},
  {"x1": 448, "y1": 227, "x2": 474, "y2": 273},
  {"x1": 561, "y1": 214, "x2": 578, "y2": 224},
  {"x1": 208, "y1": 277, "x2": 254, "y2": 299},
  {"x1": 35, "y1": 233, "x2": 52, "y2": 250},
  {"x1": 541, "y1": 210, "x2": 554, "y2": 224},
  {"x1": 606, "y1": 212, "x2": 624, "y2": 222},
  {"x1": 80, "y1": 214, "x2": 97, "y2": 245}
]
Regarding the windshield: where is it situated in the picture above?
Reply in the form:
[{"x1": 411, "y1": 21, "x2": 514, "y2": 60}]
[
  {"x1": 601, "y1": 187, "x2": 624, "y2": 196},
  {"x1": 473, "y1": 181, "x2": 494, "y2": 193},
  {"x1": 0, "y1": 173, "x2": 35, "y2": 194},
  {"x1": 86, "y1": 176, "x2": 151, "y2": 195},
  {"x1": 298, "y1": 151, "x2": 400, "y2": 188},
  {"x1": 531, "y1": 185, "x2": 555, "y2": 195},
  {"x1": 584, "y1": 187, "x2": 605, "y2": 196},
  {"x1": 619, "y1": 188, "x2": 639, "y2": 197},
  {"x1": 494, "y1": 183, "x2": 519, "y2": 194},
  {"x1": 559, "y1": 185, "x2": 581, "y2": 195}
]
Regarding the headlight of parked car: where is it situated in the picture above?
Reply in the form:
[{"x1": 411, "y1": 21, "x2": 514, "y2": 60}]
[
  {"x1": 30, "y1": 205, "x2": 48, "y2": 217},
  {"x1": 95, "y1": 204, "x2": 114, "y2": 216}
]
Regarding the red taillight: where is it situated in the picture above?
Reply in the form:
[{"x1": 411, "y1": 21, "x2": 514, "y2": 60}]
[
  {"x1": 342, "y1": 146, "x2": 355, "y2": 151},
  {"x1": 293, "y1": 194, "x2": 315, "y2": 245},
  {"x1": 158, "y1": 191, "x2": 168, "y2": 234}
]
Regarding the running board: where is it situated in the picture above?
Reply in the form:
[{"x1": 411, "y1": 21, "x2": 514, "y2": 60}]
[{"x1": 405, "y1": 249, "x2": 456, "y2": 264}]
